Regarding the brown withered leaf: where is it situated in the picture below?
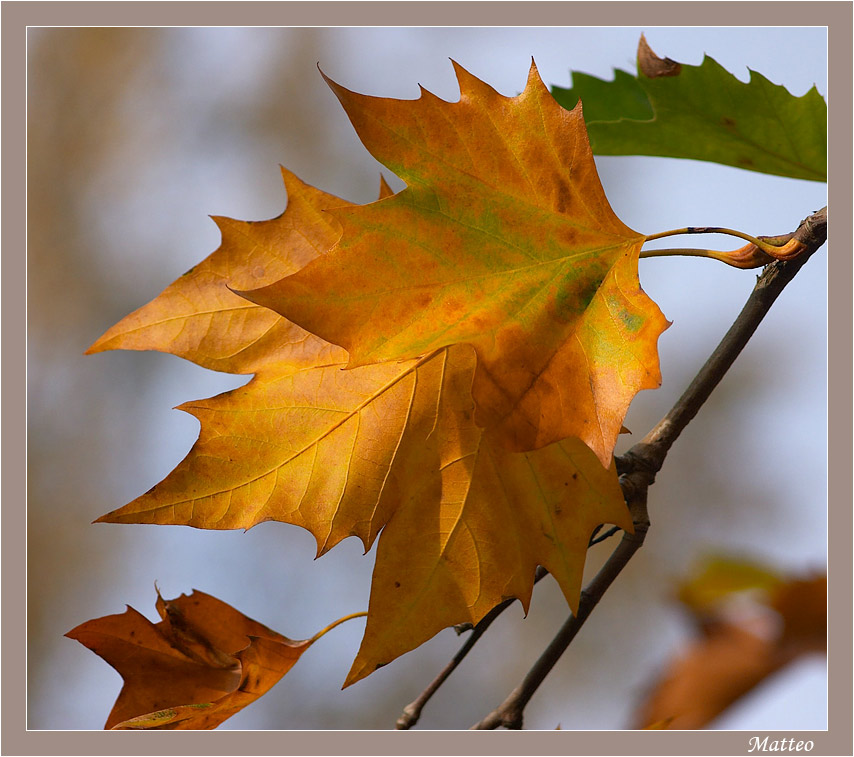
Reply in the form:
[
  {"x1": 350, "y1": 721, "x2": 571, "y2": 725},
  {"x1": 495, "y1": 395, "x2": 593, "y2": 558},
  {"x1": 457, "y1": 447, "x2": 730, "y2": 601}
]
[
  {"x1": 637, "y1": 33, "x2": 682, "y2": 78},
  {"x1": 634, "y1": 564, "x2": 826, "y2": 729},
  {"x1": 634, "y1": 621, "x2": 787, "y2": 731},
  {"x1": 242, "y1": 61, "x2": 669, "y2": 465},
  {"x1": 771, "y1": 575, "x2": 826, "y2": 650},
  {"x1": 89, "y1": 167, "x2": 631, "y2": 686},
  {"x1": 66, "y1": 589, "x2": 314, "y2": 729}
]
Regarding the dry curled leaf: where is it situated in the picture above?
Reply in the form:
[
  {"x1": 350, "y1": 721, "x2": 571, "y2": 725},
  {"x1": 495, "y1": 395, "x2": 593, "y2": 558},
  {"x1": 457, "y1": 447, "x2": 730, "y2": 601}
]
[{"x1": 66, "y1": 589, "x2": 316, "y2": 729}]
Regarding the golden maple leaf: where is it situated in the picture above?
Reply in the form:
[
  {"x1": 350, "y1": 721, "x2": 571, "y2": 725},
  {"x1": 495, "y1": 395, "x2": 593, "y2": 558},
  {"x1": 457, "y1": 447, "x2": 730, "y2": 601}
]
[
  {"x1": 88, "y1": 167, "x2": 631, "y2": 686},
  {"x1": 243, "y1": 61, "x2": 670, "y2": 465}
]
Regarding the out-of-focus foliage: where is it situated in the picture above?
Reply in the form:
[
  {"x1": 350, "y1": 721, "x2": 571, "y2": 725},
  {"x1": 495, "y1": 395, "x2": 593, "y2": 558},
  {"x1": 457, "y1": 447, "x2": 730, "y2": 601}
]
[{"x1": 633, "y1": 557, "x2": 826, "y2": 729}]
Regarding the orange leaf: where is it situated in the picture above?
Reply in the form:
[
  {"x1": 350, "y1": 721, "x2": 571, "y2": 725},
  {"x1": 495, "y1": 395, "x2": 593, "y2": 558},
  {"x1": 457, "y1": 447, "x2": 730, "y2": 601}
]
[
  {"x1": 91, "y1": 167, "x2": 631, "y2": 686},
  {"x1": 65, "y1": 589, "x2": 314, "y2": 730},
  {"x1": 242, "y1": 62, "x2": 669, "y2": 464},
  {"x1": 633, "y1": 621, "x2": 788, "y2": 730},
  {"x1": 634, "y1": 568, "x2": 826, "y2": 729},
  {"x1": 643, "y1": 717, "x2": 674, "y2": 729}
]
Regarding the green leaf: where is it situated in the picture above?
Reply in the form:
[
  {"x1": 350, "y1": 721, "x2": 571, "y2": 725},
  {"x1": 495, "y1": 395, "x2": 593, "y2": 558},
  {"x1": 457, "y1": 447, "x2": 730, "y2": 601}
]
[
  {"x1": 560, "y1": 69, "x2": 653, "y2": 123},
  {"x1": 552, "y1": 41, "x2": 827, "y2": 182}
]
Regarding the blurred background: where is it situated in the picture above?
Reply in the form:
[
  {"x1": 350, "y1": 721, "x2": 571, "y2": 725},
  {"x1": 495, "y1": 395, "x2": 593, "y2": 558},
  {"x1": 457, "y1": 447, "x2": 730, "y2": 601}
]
[{"x1": 27, "y1": 27, "x2": 827, "y2": 730}]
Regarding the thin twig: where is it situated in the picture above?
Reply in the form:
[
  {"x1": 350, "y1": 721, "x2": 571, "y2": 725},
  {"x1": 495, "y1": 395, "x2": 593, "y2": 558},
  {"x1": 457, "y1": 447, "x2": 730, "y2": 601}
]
[
  {"x1": 396, "y1": 519, "x2": 627, "y2": 729},
  {"x1": 470, "y1": 207, "x2": 827, "y2": 730},
  {"x1": 395, "y1": 566, "x2": 547, "y2": 730}
]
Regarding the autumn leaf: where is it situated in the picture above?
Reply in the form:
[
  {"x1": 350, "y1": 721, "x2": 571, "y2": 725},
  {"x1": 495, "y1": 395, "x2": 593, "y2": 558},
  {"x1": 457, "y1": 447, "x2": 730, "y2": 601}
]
[
  {"x1": 89, "y1": 167, "x2": 632, "y2": 686},
  {"x1": 241, "y1": 61, "x2": 669, "y2": 465},
  {"x1": 552, "y1": 35, "x2": 827, "y2": 182},
  {"x1": 633, "y1": 561, "x2": 826, "y2": 729},
  {"x1": 66, "y1": 589, "x2": 319, "y2": 729}
]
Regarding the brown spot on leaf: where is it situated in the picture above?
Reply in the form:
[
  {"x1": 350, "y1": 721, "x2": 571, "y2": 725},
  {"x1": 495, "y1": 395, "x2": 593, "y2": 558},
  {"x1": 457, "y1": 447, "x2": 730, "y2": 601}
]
[
  {"x1": 553, "y1": 176, "x2": 571, "y2": 213},
  {"x1": 415, "y1": 292, "x2": 432, "y2": 309}
]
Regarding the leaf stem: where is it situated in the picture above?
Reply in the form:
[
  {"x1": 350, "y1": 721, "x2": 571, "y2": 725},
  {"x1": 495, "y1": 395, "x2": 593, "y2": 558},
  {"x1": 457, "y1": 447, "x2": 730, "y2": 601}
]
[
  {"x1": 639, "y1": 245, "x2": 774, "y2": 270},
  {"x1": 640, "y1": 247, "x2": 732, "y2": 260},
  {"x1": 644, "y1": 225, "x2": 787, "y2": 256},
  {"x1": 308, "y1": 611, "x2": 367, "y2": 644}
]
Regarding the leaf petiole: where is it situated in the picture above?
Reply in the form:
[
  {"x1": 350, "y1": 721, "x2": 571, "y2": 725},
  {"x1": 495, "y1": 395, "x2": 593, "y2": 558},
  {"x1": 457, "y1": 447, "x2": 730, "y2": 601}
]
[
  {"x1": 640, "y1": 247, "x2": 725, "y2": 259},
  {"x1": 643, "y1": 226, "x2": 787, "y2": 256},
  {"x1": 638, "y1": 246, "x2": 769, "y2": 269},
  {"x1": 641, "y1": 234, "x2": 808, "y2": 269},
  {"x1": 308, "y1": 611, "x2": 368, "y2": 644}
]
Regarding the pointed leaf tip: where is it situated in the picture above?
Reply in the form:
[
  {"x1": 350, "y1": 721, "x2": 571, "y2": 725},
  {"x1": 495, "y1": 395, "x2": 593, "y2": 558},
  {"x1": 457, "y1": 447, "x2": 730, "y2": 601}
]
[{"x1": 637, "y1": 34, "x2": 682, "y2": 78}]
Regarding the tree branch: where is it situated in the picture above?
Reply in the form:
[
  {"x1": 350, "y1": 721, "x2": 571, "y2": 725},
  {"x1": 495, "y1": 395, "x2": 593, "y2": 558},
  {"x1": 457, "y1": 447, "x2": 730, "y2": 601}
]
[{"x1": 470, "y1": 207, "x2": 827, "y2": 730}]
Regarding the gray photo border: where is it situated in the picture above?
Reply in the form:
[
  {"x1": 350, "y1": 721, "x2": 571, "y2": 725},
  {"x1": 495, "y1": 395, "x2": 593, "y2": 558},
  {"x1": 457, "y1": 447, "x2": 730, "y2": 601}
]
[{"x1": 6, "y1": 2, "x2": 851, "y2": 755}]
